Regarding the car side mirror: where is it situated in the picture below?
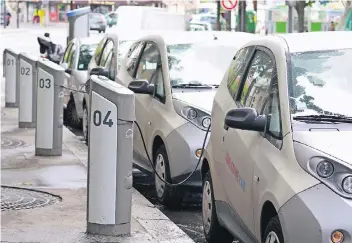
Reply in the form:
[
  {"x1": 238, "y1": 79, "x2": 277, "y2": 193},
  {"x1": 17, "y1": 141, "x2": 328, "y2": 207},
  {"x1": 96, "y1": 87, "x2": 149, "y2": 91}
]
[
  {"x1": 65, "y1": 68, "x2": 72, "y2": 75},
  {"x1": 128, "y1": 80, "x2": 155, "y2": 95},
  {"x1": 224, "y1": 108, "x2": 266, "y2": 132},
  {"x1": 90, "y1": 67, "x2": 109, "y2": 78}
]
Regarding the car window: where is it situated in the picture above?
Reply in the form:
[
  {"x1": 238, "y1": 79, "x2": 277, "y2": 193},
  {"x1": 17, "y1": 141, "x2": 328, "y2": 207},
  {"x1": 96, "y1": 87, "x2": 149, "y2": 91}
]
[
  {"x1": 77, "y1": 43, "x2": 98, "y2": 71},
  {"x1": 135, "y1": 43, "x2": 160, "y2": 83},
  {"x1": 108, "y1": 52, "x2": 117, "y2": 80},
  {"x1": 100, "y1": 40, "x2": 114, "y2": 67},
  {"x1": 94, "y1": 37, "x2": 106, "y2": 64},
  {"x1": 240, "y1": 50, "x2": 273, "y2": 110},
  {"x1": 227, "y1": 47, "x2": 254, "y2": 99},
  {"x1": 261, "y1": 80, "x2": 282, "y2": 141},
  {"x1": 68, "y1": 44, "x2": 76, "y2": 69},
  {"x1": 126, "y1": 41, "x2": 145, "y2": 78},
  {"x1": 63, "y1": 43, "x2": 73, "y2": 63}
]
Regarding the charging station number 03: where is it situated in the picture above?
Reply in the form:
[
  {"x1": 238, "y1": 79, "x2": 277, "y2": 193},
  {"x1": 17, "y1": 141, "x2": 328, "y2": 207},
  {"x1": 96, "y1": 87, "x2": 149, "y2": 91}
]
[{"x1": 38, "y1": 78, "x2": 51, "y2": 89}]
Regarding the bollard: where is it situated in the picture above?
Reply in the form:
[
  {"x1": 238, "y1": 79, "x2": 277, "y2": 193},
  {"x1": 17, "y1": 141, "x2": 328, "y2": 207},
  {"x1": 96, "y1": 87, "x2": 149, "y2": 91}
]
[
  {"x1": 35, "y1": 59, "x2": 65, "y2": 156},
  {"x1": 3, "y1": 48, "x2": 20, "y2": 108},
  {"x1": 18, "y1": 53, "x2": 38, "y2": 128},
  {"x1": 87, "y1": 75, "x2": 135, "y2": 236}
]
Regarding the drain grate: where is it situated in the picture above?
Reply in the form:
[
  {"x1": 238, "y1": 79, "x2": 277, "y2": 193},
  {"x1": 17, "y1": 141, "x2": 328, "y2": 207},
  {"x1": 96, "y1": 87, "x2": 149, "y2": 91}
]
[
  {"x1": 1, "y1": 186, "x2": 61, "y2": 211},
  {"x1": 1, "y1": 137, "x2": 26, "y2": 149}
]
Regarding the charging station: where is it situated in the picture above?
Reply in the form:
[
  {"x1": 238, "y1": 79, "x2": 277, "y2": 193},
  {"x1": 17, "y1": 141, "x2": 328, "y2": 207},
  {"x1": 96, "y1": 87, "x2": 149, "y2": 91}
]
[
  {"x1": 87, "y1": 75, "x2": 135, "y2": 236},
  {"x1": 18, "y1": 53, "x2": 38, "y2": 128},
  {"x1": 35, "y1": 59, "x2": 65, "y2": 156},
  {"x1": 3, "y1": 48, "x2": 20, "y2": 108},
  {"x1": 66, "y1": 7, "x2": 90, "y2": 44}
]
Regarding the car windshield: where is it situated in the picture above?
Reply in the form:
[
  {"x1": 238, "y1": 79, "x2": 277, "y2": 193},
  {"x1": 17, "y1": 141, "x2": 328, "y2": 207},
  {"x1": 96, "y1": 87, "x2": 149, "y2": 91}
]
[
  {"x1": 77, "y1": 43, "x2": 98, "y2": 71},
  {"x1": 167, "y1": 43, "x2": 235, "y2": 87},
  {"x1": 289, "y1": 48, "x2": 352, "y2": 117}
]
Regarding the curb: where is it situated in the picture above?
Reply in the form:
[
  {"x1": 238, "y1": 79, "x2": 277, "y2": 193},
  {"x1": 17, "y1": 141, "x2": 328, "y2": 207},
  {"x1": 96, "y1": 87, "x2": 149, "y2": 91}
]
[{"x1": 62, "y1": 127, "x2": 195, "y2": 243}]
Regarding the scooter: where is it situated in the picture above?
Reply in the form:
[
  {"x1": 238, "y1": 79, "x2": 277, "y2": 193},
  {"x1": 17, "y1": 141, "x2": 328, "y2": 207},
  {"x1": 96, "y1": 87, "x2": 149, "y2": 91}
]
[{"x1": 37, "y1": 33, "x2": 64, "y2": 64}]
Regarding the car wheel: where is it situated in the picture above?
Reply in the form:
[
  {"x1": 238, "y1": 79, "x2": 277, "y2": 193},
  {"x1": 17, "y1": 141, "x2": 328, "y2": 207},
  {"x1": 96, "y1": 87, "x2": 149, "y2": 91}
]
[
  {"x1": 154, "y1": 144, "x2": 184, "y2": 208},
  {"x1": 83, "y1": 104, "x2": 89, "y2": 145},
  {"x1": 109, "y1": 24, "x2": 112, "y2": 27},
  {"x1": 98, "y1": 30, "x2": 102, "y2": 33},
  {"x1": 66, "y1": 99, "x2": 82, "y2": 129},
  {"x1": 263, "y1": 216, "x2": 284, "y2": 243},
  {"x1": 202, "y1": 171, "x2": 233, "y2": 243}
]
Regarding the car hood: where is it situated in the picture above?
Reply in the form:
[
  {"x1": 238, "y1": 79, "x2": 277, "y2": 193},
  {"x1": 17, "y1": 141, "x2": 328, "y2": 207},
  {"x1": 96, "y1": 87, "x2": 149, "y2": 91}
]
[
  {"x1": 293, "y1": 131, "x2": 352, "y2": 165},
  {"x1": 172, "y1": 89, "x2": 217, "y2": 113}
]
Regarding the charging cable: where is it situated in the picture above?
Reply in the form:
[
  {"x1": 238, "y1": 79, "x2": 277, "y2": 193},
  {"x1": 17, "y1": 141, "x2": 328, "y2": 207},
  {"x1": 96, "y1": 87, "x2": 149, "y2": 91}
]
[{"x1": 119, "y1": 118, "x2": 211, "y2": 187}]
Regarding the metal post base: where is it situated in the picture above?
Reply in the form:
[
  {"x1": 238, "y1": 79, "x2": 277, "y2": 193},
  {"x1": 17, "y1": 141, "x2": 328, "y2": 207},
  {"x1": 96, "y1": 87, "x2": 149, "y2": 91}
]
[
  {"x1": 87, "y1": 222, "x2": 131, "y2": 236},
  {"x1": 35, "y1": 148, "x2": 62, "y2": 156},
  {"x1": 5, "y1": 102, "x2": 18, "y2": 108},
  {"x1": 19, "y1": 122, "x2": 36, "y2": 128}
]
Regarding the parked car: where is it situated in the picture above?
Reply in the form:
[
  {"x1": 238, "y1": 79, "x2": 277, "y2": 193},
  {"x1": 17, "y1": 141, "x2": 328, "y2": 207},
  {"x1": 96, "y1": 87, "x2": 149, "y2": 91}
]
[
  {"x1": 89, "y1": 13, "x2": 107, "y2": 33},
  {"x1": 110, "y1": 31, "x2": 255, "y2": 207},
  {"x1": 105, "y1": 11, "x2": 118, "y2": 27},
  {"x1": 60, "y1": 36, "x2": 101, "y2": 128},
  {"x1": 201, "y1": 31, "x2": 352, "y2": 243},
  {"x1": 189, "y1": 21, "x2": 212, "y2": 31}
]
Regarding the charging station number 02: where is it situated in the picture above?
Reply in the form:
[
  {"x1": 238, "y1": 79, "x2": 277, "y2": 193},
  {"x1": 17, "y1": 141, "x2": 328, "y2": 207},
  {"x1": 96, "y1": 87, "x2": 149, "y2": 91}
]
[{"x1": 92, "y1": 110, "x2": 114, "y2": 127}]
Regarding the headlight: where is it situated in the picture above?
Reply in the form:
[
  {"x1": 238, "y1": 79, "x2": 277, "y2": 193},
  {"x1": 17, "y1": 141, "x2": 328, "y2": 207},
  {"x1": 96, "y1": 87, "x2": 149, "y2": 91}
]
[
  {"x1": 173, "y1": 99, "x2": 211, "y2": 131},
  {"x1": 342, "y1": 176, "x2": 352, "y2": 194},
  {"x1": 316, "y1": 161, "x2": 334, "y2": 178}
]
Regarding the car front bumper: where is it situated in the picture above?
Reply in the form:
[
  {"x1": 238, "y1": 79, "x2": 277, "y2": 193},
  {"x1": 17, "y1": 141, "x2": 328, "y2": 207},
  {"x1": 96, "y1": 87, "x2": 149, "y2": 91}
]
[
  {"x1": 164, "y1": 122, "x2": 209, "y2": 189},
  {"x1": 279, "y1": 183, "x2": 352, "y2": 243}
]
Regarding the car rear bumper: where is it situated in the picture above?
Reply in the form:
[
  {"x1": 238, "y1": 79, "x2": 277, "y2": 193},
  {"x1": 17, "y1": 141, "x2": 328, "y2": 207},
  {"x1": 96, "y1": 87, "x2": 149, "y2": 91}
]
[{"x1": 279, "y1": 183, "x2": 352, "y2": 243}]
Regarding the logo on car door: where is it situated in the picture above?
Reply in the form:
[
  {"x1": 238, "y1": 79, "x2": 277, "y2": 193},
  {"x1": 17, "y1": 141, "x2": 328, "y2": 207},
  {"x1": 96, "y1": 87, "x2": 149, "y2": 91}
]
[{"x1": 225, "y1": 151, "x2": 246, "y2": 191}]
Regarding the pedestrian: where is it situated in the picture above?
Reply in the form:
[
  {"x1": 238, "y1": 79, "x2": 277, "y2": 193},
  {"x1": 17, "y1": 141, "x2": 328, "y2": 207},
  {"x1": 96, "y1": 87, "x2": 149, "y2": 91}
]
[
  {"x1": 5, "y1": 12, "x2": 11, "y2": 26},
  {"x1": 33, "y1": 8, "x2": 39, "y2": 24},
  {"x1": 328, "y1": 21, "x2": 335, "y2": 31}
]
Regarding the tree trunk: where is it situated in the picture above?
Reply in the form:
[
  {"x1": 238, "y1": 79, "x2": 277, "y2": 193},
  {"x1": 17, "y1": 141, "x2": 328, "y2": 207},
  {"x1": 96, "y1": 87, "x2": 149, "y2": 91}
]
[{"x1": 295, "y1": 1, "x2": 306, "y2": 33}]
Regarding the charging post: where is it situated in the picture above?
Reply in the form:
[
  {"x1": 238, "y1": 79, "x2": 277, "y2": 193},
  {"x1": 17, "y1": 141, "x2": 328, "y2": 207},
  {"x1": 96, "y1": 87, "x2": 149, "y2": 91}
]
[
  {"x1": 18, "y1": 53, "x2": 38, "y2": 128},
  {"x1": 3, "y1": 48, "x2": 20, "y2": 108},
  {"x1": 66, "y1": 7, "x2": 90, "y2": 45},
  {"x1": 87, "y1": 75, "x2": 135, "y2": 236},
  {"x1": 35, "y1": 59, "x2": 65, "y2": 156}
]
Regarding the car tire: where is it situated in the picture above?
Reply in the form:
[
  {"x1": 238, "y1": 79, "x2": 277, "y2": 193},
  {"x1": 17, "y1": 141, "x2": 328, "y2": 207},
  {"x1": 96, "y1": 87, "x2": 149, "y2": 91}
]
[
  {"x1": 154, "y1": 144, "x2": 184, "y2": 208},
  {"x1": 83, "y1": 104, "x2": 89, "y2": 145},
  {"x1": 263, "y1": 216, "x2": 285, "y2": 243},
  {"x1": 98, "y1": 30, "x2": 102, "y2": 33},
  {"x1": 202, "y1": 171, "x2": 233, "y2": 243},
  {"x1": 109, "y1": 24, "x2": 112, "y2": 28},
  {"x1": 66, "y1": 99, "x2": 82, "y2": 129}
]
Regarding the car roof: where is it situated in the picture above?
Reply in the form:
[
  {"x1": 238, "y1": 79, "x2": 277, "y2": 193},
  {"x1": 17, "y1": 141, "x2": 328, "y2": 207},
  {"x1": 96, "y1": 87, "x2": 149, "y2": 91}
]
[{"x1": 277, "y1": 31, "x2": 352, "y2": 53}]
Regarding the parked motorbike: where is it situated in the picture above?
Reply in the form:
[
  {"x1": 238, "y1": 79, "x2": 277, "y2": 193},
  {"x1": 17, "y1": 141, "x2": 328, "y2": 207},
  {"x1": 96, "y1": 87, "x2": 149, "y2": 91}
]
[{"x1": 37, "y1": 33, "x2": 64, "y2": 64}]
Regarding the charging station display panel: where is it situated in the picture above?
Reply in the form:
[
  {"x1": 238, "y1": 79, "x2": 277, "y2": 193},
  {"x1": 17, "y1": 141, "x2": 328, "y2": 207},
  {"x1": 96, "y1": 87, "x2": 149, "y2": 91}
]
[
  {"x1": 19, "y1": 59, "x2": 33, "y2": 122},
  {"x1": 88, "y1": 91, "x2": 118, "y2": 224},
  {"x1": 5, "y1": 53, "x2": 17, "y2": 103}
]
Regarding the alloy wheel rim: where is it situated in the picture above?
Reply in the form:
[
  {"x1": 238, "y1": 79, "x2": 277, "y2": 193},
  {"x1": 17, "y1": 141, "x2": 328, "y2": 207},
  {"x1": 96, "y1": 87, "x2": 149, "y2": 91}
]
[
  {"x1": 68, "y1": 104, "x2": 80, "y2": 124},
  {"x1": 202, "y1": 180, "x2": 212, "y2": 234},
  {"x1": 155, "y1": 154, "x2": 166, "y2": 198},
  {"x1": 265, "y1": 231, "x2": 281, "y2": 243},
  {"x1": 83, "y1": 108, "x2": 88, "y2": 140}
]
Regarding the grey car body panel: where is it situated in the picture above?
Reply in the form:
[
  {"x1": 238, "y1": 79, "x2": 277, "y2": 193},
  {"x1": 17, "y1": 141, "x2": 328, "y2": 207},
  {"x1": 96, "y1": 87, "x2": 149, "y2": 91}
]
[
  {"x1": 216, "y1": 200, "x2": 259, "y2": 243},
  {"x1": 279, "y1": 183, "x2": 352, "y2": 243}
]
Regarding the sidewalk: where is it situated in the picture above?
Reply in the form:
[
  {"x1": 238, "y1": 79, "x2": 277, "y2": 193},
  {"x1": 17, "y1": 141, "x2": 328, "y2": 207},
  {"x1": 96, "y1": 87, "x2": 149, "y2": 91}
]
[{"x1": 1, "y1": 107, "x2": 194, "y2": 243}]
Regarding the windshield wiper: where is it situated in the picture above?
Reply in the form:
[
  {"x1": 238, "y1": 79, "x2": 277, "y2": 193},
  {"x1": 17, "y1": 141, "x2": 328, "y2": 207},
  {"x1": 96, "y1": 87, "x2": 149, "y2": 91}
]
[
  {"x1": 293, "y1": 114, "x2": 352, "y2": 123},
  {"x1": 171, "y1": 83, "x2": 212, "y2": 88}
]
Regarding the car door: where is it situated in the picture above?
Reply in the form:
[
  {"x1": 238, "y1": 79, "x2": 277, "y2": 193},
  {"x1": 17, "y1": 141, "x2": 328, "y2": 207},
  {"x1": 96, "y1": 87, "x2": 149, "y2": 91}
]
[
  {"x1": 222, "y1": 48, "x2": 274, "y2": 237},
  {"x1": 66, "y1": 42, "x2": 78, "y2": 105},
  {"x1": 61, "y1": 41, "x2": 74, "y2": 105},
  {"x1": 88, "y1": 37, "x2": 106, "y2": 73}
]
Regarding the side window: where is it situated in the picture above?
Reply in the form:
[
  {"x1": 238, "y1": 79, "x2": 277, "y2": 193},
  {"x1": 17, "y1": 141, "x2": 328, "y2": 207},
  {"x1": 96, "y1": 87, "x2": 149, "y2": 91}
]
[
  {"x1": 99, "y1": 40, "x2": 114, "y2": 67},
  {"x1": 94, "y1": 37, "x2": 106, "y2": 64},
  {"x1": 63, "y1": 43, "x2": 73, "y2": 63},
  {"x1": 227, "y1": 47, "x2": 253, "y2": 99},
  {"x1": 68, "y1": 44, "x2": 76, "y2": 69},
  {"x1": 240, "y1": 50, "x2": 274, "y2": 111},
  {"x1": 135, "y1": 43, "x2": 160, "y2": 83},
  {"x1": 126, "y1": 42, "x2": 145, "y2": 78}
]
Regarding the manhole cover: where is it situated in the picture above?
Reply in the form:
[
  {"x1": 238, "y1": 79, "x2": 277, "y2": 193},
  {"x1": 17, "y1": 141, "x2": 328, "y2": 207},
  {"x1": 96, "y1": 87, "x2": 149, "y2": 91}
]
[
  {"x1": 1, "y1": 186, "x2": 61, "y2": 211},
  {"x1": 1, "y1": 137, "x2": 26, "y2": 149}
]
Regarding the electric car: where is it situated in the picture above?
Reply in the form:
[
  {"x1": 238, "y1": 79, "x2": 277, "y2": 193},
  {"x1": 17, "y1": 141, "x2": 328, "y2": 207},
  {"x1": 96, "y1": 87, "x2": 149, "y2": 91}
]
[
  {"x1": 115, "y1": 31, "x2": 256, "y2": 207},
  {"x1": 201, "y1": 31, "x2": 352, "y2": 243},
  {"x1": 60, "y1": 36, "x2": 101, "y2": 128}
]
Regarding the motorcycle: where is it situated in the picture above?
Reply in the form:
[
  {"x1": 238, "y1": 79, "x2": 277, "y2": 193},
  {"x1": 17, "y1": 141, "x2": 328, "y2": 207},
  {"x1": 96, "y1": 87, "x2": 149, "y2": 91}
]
[{"x1": 37, "y1": 33, "x2": 64, "y2": 64}]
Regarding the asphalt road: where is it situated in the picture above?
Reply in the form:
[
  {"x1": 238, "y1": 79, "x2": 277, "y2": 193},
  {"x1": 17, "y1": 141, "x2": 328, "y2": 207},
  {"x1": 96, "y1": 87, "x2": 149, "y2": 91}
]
[{"x1": 67, "y1": 126, "x2": 206, "y2": 243}]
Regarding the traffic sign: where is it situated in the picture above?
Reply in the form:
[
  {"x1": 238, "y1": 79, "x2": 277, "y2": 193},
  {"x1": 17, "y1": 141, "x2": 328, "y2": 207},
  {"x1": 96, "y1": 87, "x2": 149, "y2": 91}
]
[{"x1": 221, "y1": 0, "x2": 238, "y2": 11}]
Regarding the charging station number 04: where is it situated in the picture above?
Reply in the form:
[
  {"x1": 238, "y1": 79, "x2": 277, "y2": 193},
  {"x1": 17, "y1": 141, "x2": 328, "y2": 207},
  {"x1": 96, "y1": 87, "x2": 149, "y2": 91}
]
[{"x1": 92, "y1": 110, "x2": 114, "y2": 127}]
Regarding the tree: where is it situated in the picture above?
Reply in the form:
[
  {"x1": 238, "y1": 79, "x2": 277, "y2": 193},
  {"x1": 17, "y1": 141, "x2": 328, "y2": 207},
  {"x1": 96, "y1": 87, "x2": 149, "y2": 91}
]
[{"x1": 286, "y1": 0, "x2": 329, "y2": 33}]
